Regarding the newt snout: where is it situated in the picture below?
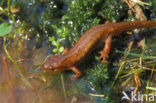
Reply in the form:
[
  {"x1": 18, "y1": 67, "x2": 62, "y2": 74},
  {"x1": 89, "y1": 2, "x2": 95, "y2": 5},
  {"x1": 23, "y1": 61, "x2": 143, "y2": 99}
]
[{"x1": 42, "y1": 56, "x2": 62, "y2": 72}]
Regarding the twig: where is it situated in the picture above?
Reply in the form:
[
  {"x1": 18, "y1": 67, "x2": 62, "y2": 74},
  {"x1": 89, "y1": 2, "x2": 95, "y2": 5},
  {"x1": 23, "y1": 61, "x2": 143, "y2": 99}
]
[
  {"x1": 124, "y1": 0, "x2": 147, "y2": 20},
  {"x1": 89, "y1": 93, "x2": 105, "y2": 97}
]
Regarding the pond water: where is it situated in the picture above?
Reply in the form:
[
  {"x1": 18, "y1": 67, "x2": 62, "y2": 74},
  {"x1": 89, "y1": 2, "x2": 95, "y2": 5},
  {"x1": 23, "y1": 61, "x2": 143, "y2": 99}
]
[{"x1": 0, "y1": 38, "x2": 97, "y2": 103}]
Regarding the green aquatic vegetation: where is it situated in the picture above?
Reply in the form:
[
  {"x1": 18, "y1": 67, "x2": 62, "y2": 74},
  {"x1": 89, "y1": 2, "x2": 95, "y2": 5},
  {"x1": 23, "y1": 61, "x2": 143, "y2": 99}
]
[
  {"x1": 2, "y1": 0, "x2": 65, "y2": 40},
  {"x1": 146, "y1": 87, "x2": 156, "y2": 91},
  {"x1": 88, "y1": 62, "x2": 110, "y2": 90},
  {"x1": 149, "y1": 0, "x2": 156, "y2": 18},
  {"x1": 86, "y1": 62, "x2": 121, "y2": 103},
  {"x1": 0, "y1": 23, "x2": 13, "y2": 36},
  {"x1": 61, "y1": 73, "x2": 67, "y2": 101},
  {"x1": 113, "y1": 50, "x2": 156, "y2": 86},
  {"x1": 99, "y1": 0, "x2": 128, "y2": 21},
  {"x1": 51, "y1": 1, "x2": 100, "y2": 46},
  {"x1": 113, "y1": 47, "x2": 156, "y2": 92},
  {"x1": 0, "y1": 4, "x2": 16, "y2": 37},
  {"x1": 0, "y1": 0, "x2": 5, "y2": 7},
  {"x1": 49, "y1": 36, "x2": 64, "y2": 53},
  {"x1": 49, "y1": 0, "x2": 102, "y2": 54},
  {"x1": 39, "y1": 0, "x2": 65, "y2": 35}
]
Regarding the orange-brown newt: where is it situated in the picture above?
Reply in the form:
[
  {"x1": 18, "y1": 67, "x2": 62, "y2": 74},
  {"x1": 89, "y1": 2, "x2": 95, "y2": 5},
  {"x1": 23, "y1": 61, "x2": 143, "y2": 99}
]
[{"x1": 43, "y1": 21, "x2": 156, "y2": 79}]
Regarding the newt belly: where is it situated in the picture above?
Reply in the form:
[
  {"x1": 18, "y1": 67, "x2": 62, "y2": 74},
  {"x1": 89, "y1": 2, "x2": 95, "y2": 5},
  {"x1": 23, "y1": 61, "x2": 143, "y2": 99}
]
[{"x1": 43, "y1": 21, "x2": 156, "y2": 79}]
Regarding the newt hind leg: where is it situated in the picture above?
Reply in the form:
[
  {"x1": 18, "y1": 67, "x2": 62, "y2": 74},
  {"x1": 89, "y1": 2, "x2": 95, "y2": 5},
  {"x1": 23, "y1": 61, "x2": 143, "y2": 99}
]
[{"x1": 99, "y1": 35, "x2": 113, "y2": 63}]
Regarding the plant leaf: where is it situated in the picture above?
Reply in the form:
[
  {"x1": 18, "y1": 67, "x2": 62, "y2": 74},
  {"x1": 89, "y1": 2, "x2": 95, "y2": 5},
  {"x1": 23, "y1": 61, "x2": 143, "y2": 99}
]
[
  {"x1": 0, "y1": 23, "x2": 13, "y2": 36},
  {"x1": 58, "y1": 46, "x2": 64, "y2": 53}
]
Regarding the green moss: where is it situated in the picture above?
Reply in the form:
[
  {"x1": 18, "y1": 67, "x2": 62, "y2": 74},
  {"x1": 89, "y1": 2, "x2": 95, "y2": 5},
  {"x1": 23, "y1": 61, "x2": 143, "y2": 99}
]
[
  {"x1": 87, "y1": 63, "x2": 109, "y2": 90},
  {"x1": 51, "y1": 0, "x2": 129, "y2": 47},
  {"x1": 99, "y1": 0, "x2": 128, "y2": 21},
  {"x1": 52, "y1": 0, "x2": 102, "y2": 46}
]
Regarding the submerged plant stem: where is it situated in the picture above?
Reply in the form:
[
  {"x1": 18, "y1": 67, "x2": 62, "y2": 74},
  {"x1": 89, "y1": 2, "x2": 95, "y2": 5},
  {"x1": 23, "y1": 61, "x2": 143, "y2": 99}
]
[
  {"x1": 3, "y1": 37, "x2": 34, "y2": 89},
  {"x1": 61, "y1": 73, "x2": 67, "y2": 101},
  {"x1": 112, "y1": 61, "x2": 125, "y2": 86},
  {"x1": 118, "y1": 51, "x2": 156, "y2": 60},
  {"x1": 8, "y1": 0, "x2": 10, "y2": 13}
]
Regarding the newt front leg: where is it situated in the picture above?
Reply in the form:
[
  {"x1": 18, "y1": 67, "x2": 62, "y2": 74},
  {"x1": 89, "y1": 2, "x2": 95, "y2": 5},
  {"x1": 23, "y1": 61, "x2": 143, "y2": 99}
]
[
  {"x1": 99, "y1": 35, "x2": 113, "y2": 63},
  {"x1": 63, "y1": 48, "x2": 82, "y2": 80},
  {"x1": 71, "y1": 66, "x2": 82, "y2": 80}
]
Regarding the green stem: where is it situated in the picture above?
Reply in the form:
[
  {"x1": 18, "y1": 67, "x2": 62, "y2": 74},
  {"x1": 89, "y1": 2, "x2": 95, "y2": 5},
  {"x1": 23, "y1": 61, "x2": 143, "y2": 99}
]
[
  {"x1": 61, "y1": 73, "x2": 67, "y2": 101},
  {"x1": 8, "y1": 0, "x2": 11, "y2": 13}
]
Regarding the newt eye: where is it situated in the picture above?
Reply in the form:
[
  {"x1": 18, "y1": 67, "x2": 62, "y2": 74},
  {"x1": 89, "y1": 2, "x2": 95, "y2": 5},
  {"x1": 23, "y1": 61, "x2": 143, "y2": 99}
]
[
  {"x1": 43, "y1": 64, "x2": 55, "y2": 72},
  {"x1": 43, "y1": 64, "x2": 49, "y2": 69},
  {"x1": 43, "y1": 64, "x2": 52, "y2": 70}
]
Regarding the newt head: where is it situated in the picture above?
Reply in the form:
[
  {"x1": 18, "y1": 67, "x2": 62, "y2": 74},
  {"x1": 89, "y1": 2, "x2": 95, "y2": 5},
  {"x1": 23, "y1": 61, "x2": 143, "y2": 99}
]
[{"x1": 42, "y1": 55, "x2": 63, "y2": 72}]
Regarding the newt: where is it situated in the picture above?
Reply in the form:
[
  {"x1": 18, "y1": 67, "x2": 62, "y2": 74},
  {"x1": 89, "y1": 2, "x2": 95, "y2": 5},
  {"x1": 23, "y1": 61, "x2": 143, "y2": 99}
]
[{"x1": 43, "y1": 21, "x2": 156, "y2": 79}]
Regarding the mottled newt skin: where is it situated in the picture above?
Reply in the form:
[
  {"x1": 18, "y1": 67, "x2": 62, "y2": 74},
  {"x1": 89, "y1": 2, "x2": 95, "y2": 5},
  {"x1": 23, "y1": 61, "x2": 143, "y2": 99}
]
[{"x1": 43, "y1": 21, "x2": 156, "y2": 79}]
